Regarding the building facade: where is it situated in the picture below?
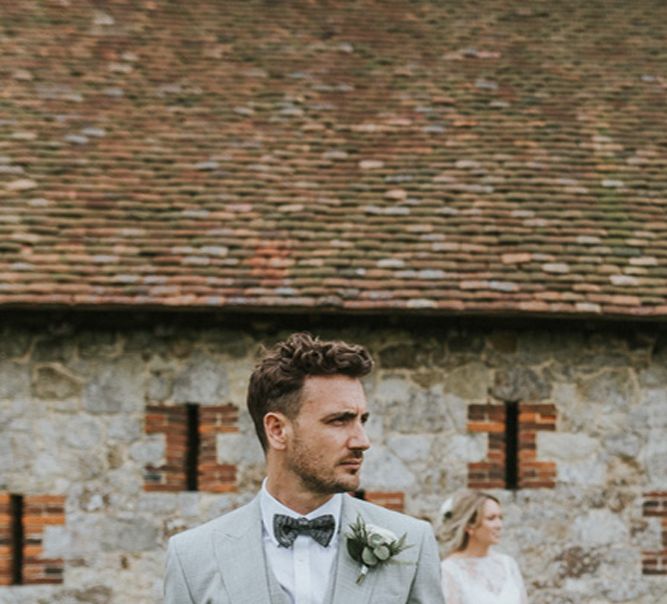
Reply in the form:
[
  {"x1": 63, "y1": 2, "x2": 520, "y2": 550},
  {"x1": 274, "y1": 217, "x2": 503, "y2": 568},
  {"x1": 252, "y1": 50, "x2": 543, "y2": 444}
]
[{"x1": 0, "y1": 313, "x2": 665, "y2": 603}]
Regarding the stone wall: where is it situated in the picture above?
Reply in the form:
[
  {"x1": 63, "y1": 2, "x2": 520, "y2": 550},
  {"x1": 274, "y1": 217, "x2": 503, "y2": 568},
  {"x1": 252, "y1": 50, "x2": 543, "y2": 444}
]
[{"x1": 0, "y1": 316, "x2": 665, "y2": 603}]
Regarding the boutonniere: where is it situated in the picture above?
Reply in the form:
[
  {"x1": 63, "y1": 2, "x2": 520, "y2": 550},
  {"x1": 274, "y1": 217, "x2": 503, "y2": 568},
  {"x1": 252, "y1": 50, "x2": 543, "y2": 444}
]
[{"x1": 345, "y1": 516, "x2": 410, "y2": 584}]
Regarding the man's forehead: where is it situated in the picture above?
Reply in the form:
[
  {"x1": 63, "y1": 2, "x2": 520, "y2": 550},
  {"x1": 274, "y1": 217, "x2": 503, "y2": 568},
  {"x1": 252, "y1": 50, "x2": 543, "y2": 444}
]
[
  {"x1": 302, "y1": 373, "x2": 365, "y2": 389},
  {"x1": 300, "y1": 375, "x2": 368, "y2": 408}
]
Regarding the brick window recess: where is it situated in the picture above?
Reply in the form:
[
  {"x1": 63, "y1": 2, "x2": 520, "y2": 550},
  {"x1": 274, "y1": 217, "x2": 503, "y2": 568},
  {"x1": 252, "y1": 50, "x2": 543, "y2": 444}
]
[
  {"x1": 144, "y1": 405, "x2": 188, "y2": 491},
  {"x1": 365, "y1": 492, "x2": 405, "y2": 512},
  {"x1": 351, "y1": 491, "x2": 405, "y2": 513},
  {"x1": 642, "y1": 491, "x2": 667, "y2": 575},
  {"x1": 467, "y1": 403, "x2": 557, "y2": 489},
  {"x1": 0, "y1": 493, "x2": 65, "y2": 586},
  {"x1": 0, "y1": 493, "x2": 10, "y2": 586},
  {"x1": 144, "y1": 403, "x2": 239, "y2": 493},
  {"x1": 198, "y1": 405, "x2": 238, "y2": 493}
]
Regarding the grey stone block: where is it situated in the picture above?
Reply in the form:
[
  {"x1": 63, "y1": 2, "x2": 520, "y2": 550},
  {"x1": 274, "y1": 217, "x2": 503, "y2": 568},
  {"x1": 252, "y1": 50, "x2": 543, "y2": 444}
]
[
  {"x1": 172, "y1": 351, "x2": 228, "y2": 404},
  {"x1": 101, "y1": 518, "x2": 159, "y2": 552},
  {"x1": 32, "y1": 365, "x2": 82, "y2": 400},
  {"x1": 77, "y1": 331, "x2": 119, "y2": 358},
  {"x1": 84, "y1": 357, "x2": 145, "y2": 413},
  {"x1": 0, "y1": 328, "x2": 31, "y2": 360},
  {"x1": 0, "y1": 360, "x2": 30, "y2": 399},
  {"x1": 33, "y1": 335, "x2": 76, "y2": 363},
  {"x1": 492, "y1": 366, "x2": 551, "y2": 401},
  {"x1": 444, "y1": 362, "x2": 489, "y2": 400}
]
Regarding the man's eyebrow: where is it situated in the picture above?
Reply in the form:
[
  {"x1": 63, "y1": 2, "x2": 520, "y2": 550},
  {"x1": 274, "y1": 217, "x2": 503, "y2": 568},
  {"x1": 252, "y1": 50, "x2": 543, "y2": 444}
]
[{"x1": 322, "y1": 410, "x2": 367, "y2": 421}]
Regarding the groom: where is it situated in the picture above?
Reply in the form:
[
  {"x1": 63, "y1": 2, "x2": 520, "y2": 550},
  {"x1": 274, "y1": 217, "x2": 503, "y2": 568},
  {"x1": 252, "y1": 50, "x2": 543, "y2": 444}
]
[{"x1": 164, "y1": 333, "x2": 444, "y2": 603}]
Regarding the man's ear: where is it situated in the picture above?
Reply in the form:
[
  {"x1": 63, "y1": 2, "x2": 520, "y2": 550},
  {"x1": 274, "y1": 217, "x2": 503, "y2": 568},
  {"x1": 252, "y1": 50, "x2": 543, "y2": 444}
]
[{"x1": 264, "y1": 412, "x2": 290, "y2": 451}]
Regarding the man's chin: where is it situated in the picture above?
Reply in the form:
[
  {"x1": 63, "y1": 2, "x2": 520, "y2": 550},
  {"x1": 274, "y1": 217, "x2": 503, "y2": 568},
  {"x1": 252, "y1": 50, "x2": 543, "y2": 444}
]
[
  {"x1": 298, "y1": 471, "x2": 360, "y2": 495},
  {"x1": 337, "y1": 474, "x2": 361, "y2": 493}
]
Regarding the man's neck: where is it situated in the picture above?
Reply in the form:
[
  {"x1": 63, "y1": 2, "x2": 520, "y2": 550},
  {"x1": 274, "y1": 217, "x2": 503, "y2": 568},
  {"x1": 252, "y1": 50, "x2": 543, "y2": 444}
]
[{"x1": 265, "y1": 475, "x2": 334, "y2": 516}]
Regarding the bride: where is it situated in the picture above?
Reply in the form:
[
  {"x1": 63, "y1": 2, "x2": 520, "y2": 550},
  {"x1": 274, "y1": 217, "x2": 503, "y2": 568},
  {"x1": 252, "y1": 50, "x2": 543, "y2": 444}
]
[{"x1": 439, "y1": 490, "x2": 528, "y2": 604}]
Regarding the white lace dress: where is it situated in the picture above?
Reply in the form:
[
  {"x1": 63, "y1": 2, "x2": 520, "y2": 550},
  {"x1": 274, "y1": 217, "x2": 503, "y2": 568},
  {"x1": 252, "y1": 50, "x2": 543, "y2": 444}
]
[{"x1": 441, "y1": 551, "x2": 528, "y2": 604}]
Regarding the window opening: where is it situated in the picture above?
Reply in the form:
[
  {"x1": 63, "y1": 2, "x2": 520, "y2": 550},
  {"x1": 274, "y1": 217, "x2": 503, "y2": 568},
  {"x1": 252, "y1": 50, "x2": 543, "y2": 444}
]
[
  {"x1": 186, "y1": 404, "x2": 200, "y2": 491},
  {"x1": 504, "y1": 401, "x2": 519, "y2": 490},
  {"x1": 10, "y1": 494, "x2": 23, "y2": 585}
]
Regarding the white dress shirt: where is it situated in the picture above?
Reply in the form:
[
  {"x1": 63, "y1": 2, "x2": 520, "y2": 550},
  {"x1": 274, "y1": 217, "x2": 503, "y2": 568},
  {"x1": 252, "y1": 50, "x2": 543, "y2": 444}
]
[{"x1": 260, "y1": 480, "x2": 342, "y2": 604}]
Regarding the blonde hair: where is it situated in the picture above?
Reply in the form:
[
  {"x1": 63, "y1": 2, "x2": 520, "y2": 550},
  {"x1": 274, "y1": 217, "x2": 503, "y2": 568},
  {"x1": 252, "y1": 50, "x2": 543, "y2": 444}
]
[{"x1": 439, "y1": 489, "x2": 500, "y2": 557}]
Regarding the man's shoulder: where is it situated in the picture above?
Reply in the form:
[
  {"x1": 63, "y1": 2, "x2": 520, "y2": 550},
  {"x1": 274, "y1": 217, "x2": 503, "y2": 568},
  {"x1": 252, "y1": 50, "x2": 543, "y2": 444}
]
[{"x1": 169, "y1": 497, "x2": 257, "y2": 551}]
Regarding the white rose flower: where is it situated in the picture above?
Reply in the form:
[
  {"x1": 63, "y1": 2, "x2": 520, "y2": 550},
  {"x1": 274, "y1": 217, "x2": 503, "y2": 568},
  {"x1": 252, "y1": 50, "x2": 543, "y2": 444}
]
[{"x1": 346, "y1": 516, "x2": 410, "y2": 585}]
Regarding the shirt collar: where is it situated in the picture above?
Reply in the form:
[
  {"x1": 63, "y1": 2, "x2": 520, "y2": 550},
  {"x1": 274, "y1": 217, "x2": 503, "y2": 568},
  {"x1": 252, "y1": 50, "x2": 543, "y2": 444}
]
[{"x1": 260, "y1": 478, "x2": 342, "y2": 547}]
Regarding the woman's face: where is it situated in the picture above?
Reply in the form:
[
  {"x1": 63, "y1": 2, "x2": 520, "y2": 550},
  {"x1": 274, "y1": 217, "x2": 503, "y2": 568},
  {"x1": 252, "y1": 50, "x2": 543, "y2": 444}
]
[{"x1": 467, "y1": 498, "x2": 502, "y2": 547}]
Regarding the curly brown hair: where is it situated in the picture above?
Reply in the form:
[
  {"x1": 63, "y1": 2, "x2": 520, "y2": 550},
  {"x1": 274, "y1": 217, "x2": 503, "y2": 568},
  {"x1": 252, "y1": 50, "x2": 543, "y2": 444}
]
[{"x1": 247, "y1": 332, "x2": 374, "y2": 451}]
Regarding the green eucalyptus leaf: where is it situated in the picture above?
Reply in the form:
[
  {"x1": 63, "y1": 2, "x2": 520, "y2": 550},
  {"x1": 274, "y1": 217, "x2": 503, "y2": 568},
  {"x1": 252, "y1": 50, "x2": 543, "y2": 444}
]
[
  {"x1": 362, "y1": 546, "x2": 379, "y2": 566},
  {"x1": 347, "y1": 538, "x2": 363, "y2": 562}
]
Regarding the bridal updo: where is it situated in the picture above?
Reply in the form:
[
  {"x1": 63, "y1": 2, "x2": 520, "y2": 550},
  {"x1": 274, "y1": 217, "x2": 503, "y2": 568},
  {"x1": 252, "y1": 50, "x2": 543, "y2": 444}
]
[{"x1": 439, "y1": 489, "x2": 500, "y2": 557}]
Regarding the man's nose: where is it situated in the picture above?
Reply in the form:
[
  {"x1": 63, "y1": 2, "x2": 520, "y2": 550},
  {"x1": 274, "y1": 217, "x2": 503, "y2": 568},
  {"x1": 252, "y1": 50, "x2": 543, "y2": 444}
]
[{"x1": 350, "y1": 422, "x2": 370, "y2": 450}]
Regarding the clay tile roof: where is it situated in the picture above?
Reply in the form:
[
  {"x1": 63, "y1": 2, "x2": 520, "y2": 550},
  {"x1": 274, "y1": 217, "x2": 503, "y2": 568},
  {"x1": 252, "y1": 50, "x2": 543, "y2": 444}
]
[{"x1": 1, "y1": 1, "x2": 666, "y2": 319}]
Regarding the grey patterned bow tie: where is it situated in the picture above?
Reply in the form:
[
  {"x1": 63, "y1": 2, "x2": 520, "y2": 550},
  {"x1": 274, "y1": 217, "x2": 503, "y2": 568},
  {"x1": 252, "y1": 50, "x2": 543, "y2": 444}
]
[{"x1": 273, "y1": 513, "x2": 336, "y2": 548}]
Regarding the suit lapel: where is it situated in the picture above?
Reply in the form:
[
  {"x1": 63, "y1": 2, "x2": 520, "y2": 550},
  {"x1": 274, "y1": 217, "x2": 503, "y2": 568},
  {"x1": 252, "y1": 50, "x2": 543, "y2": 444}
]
[
  {"x1": 212, "y1": 496, "x2": 279, "y2": 604},
  {"x1": 330, "y1": 496, "x2": 380, "y2": 604}
]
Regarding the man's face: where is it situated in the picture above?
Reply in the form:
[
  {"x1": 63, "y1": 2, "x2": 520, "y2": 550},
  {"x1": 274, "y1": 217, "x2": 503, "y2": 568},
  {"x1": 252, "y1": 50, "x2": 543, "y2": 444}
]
[{"x1": 285, "y1": 374, "x2": 370, "y2": 496}]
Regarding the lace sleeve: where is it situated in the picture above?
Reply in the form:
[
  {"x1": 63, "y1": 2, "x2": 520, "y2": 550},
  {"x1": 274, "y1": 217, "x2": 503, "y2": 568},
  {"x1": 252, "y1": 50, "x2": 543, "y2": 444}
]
[
  {"x1": 440, "y1": 562, "x2": 465, "y2": 604},
  {"x1": 508, "y1": 556, "x2": 529, "y2": 604}
]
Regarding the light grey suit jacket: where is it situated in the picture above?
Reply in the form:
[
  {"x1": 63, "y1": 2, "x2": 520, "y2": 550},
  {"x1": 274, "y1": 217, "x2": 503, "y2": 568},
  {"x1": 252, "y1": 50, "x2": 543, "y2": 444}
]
[{"x1": 164, "y1": 494, "x2": 444, "y2": 603}]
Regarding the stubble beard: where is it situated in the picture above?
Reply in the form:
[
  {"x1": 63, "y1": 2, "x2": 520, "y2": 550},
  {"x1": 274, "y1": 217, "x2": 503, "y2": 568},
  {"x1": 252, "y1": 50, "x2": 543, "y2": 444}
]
[{"x1": 288, "y1": 435, "x2": 363, "y2": 495}]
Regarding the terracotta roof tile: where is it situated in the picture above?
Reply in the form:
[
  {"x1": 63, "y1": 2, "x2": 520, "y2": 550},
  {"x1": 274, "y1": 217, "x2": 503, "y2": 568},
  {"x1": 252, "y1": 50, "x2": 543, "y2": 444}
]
[{"x1": 1, "y1": 0, "x2": 666, "y2": 318}]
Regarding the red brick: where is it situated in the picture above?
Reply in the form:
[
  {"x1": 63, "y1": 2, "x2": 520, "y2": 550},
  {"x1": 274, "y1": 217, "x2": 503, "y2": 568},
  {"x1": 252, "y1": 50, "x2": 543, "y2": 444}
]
[
  {"x1": 642, "y1": 492, "x2": 667, "y2": 575},
  {"x1": 198, "y1": 405, "x2": 239, "y2": 493},
  {"x1": 21, "y1": 495, "x2": 65, "y2": 586},
  {"x1": 364, "y1": 491, "x2": 405, "y2": 512},
  {"x1": 144, "y1": 404, "x2": 189, "y2": 492},
  {"x1": 517, "y1": 403, "x2": 557, "y2": 489},
  {"x1": 467, "y1": 404, "x2": 507, "y2": 489},
  {"x1": 0, "y1": 492, "x2": 12, "y2": 586},
  {"x1": 520, "y1": 404, "x2": 557, "y2": 414},
  {"x1": 642, "y1": 550, "x2": 667, "y2": 575},
  {"x1": 643, "y1": 497, "x2": 667, "y2": 517},
  {"x1": 467, "y1": 421, "x2": 505, "y2": 433}
]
